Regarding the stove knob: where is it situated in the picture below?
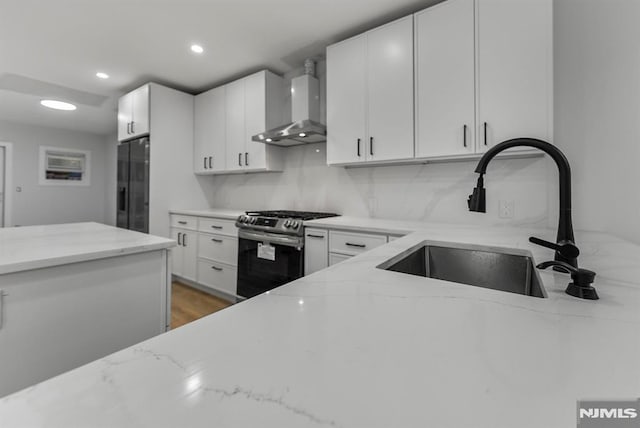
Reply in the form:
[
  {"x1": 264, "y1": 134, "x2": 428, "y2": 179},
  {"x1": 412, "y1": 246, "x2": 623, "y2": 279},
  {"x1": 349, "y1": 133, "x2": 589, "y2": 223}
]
[
  {"x1": 243, "y1": 216, "x2": 249, "y2": 223},
  {"x1": 284, "y1": 220, "x2": 291, "y2": 228},
  {"x1": 250, "y1": 217, "x2": 257, "y2": 224},
  {"x1": 292, "y1": 221, "x2": 299, "y2": 229}
]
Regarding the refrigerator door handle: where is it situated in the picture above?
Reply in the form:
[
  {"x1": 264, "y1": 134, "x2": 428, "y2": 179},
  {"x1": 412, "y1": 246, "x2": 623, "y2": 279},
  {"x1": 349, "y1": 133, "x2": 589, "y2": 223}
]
[{"x1": 118, "y1": 187, "x2": 127, "y2": 211}]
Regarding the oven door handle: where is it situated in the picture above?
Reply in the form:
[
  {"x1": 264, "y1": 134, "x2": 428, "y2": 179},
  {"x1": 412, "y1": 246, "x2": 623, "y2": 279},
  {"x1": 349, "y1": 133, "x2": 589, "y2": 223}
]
[{"x1": 239, "y1": 229, "x2": 304, "y2": 249}]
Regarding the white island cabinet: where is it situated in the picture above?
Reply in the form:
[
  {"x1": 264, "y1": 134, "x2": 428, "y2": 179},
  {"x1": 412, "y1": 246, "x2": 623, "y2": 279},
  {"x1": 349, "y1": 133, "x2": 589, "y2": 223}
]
[{"x1": 0, "y1": 222, "x2": 174, "y2": 398}]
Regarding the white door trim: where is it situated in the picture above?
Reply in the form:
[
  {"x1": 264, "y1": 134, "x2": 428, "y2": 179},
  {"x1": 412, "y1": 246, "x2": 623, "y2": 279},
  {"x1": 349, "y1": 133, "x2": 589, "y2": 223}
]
[{"x1": 0, "y1": 142, "x2": 14, "y2": 227}]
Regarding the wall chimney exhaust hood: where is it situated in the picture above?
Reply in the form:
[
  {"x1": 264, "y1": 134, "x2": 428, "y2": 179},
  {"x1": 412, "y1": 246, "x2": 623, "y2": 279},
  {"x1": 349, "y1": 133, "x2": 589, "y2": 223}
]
[{"x1": 253, "y1": 60, "x2": 326, "y2": 147}]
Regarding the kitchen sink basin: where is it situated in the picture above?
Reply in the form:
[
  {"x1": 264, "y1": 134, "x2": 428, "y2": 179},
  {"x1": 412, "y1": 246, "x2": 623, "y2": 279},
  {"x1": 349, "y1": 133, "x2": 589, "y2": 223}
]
[{"x1": 377, "y1": 241, "x2": 546, "y2": 298}]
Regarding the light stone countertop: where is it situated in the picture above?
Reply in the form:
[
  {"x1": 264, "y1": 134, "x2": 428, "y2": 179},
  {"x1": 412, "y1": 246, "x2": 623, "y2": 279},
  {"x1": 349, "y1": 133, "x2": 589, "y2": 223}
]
[
  {"x1": 0, "y1": 222, "x2": 175, "y2": 275},
  {"x1": 1, "y1": 219, "x2": 638, "y2": 427},
  {"x1": 169, "y1": 208, "x2": 246, "y2": 220}
]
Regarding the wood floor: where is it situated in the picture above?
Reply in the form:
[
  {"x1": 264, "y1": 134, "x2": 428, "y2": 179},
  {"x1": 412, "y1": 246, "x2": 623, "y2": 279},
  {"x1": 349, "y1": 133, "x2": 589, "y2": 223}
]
[{"x1": 171, "y1": 281, "x2": 233, "y2": 329}]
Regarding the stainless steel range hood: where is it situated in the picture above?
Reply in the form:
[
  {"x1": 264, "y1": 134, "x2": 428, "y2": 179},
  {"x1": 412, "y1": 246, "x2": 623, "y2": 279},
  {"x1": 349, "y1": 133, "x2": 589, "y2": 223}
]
[{"x1": 253, "y1": 60, "x2": 326, "y2": 147}]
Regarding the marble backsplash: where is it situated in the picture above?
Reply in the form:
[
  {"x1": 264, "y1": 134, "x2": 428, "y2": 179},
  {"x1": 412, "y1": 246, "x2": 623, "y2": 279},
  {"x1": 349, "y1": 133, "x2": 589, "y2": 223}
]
[{"x1": 206, "y1": 143, "x2": 552, "y2": 228}]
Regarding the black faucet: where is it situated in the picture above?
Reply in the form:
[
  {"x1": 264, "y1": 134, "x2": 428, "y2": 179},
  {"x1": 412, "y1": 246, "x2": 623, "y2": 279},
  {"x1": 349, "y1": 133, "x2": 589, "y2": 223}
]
[{"x1": 468, "y1": 138, "x2": 598, "y2": 300}]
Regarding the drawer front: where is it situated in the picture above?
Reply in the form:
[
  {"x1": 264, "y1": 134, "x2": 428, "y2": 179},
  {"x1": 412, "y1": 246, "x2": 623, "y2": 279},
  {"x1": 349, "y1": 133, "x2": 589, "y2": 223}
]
[
  {"x1": 329, "y1": 230, "x2": 387, "y2": 256},
  {"x1": 304, "y1": 228, "x2": 329, "y2": 275},
  {"x1": 198, "y1": 233, "x2": 238, "y2": 266},
  {"x1": 198, "y1": 217, "x2": 238, "y2": 237},
  {"x1": 329, "y1": 252, "x2": 352, "y2": 266},
  {"x1": 197, "y1": 259, "x2": 237, "y2": 296},
  {"x1": 170, "y1": 215, "x2": 197, "y2": 231}
]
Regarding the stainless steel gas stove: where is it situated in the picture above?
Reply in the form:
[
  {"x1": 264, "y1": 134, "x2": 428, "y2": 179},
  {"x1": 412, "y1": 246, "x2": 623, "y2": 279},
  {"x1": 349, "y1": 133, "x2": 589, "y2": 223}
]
[{"x1": 235, "y1": 210, "x2": 339, "y2": 298}]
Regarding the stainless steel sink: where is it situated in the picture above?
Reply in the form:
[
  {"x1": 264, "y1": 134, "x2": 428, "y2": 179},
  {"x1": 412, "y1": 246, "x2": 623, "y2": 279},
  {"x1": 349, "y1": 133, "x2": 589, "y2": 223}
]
[{"x1": 377, "y1": 241, "x2": 546, "y2": 298}]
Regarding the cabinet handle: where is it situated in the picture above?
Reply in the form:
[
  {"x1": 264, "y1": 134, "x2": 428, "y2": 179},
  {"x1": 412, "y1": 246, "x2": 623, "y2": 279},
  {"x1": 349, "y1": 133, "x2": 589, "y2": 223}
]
[
  {"x1": 484, "y1": 122, "x2": 488, "y2": 146},
  {"x1": 210, "y1": 225, "x2": 223, "y2": 229},
  {"x1": 209, "y1": 156, "x2": 212, "y2": 169},
  {"x1": 126, "y1": 122, "x2": 131, "y2": 134},
  {"x1": 245, "y1": 152, "x2": 249, "y2": 166},
  {"x1": 204, "y1": 157, "x2": 208, "y2": 169},
  {"x1": 357, "y1": 138, "x2": 361, "y2": 157},
  {"x1": 177, "y1": 232, "x2": 182, "y2": 246},
  {"x1": 131, "y1": 121, "x2": 135, "y2": 134},
  {"x1": 370, "y1": 137, "x2": 374, "y2": 156},
  {"x1": 238, "y1": 153, "x2": 242, "y2": 167},
  {"x1": 183, "y1": 234, "x2": 188, "y2": 247},
  {"x1": 211, "y1": 265, "x2": 223, "y2": 271},
  {"x1": 306, "y1": 234, "x2": 325, "y2": 239},
  {"x1": 211, "y1": 238, "x2": 223, "y2": 243},
  {"x1": 0, "y1": 290, "x2": 5, "y2": 330},
  {"x1": 178, "y1": 221, "x2": 187, "y2": 225},
  {"x1": 463, "y1": 124, "x2": 467, "y2": 148},
  {"x1": 345, "y1": 242, "x2": 366, "y2": 248}
]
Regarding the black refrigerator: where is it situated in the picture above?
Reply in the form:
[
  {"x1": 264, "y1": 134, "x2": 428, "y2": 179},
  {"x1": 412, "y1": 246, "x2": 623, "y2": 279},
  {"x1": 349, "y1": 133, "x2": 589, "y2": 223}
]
[{"x1": 117, "y1": 137, "x2": 150, "y2": 233}]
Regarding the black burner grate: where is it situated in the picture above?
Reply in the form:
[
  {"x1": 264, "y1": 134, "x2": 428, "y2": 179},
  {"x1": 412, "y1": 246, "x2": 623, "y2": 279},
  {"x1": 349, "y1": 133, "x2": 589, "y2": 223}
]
[{"x1": 245, "y1": 210, "x2": 339, "y2": 221}]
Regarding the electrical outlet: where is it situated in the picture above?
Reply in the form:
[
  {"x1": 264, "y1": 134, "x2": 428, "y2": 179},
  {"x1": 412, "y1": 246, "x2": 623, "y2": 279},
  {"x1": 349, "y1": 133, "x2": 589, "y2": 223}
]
[{"x1": 499, "y1": 200, "x2": 514, "y2": 219}]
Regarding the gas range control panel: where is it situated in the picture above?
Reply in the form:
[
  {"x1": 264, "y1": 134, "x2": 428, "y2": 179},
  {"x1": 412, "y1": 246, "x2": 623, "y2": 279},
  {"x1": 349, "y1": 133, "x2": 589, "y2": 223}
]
[{"x1": 236, "y1": 215, "x2": 301, "y2": 235}]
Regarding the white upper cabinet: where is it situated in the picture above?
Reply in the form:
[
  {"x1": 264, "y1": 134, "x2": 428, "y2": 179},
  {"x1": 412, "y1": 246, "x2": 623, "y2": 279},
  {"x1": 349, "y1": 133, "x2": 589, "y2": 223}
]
[
  {"x1": 476, "y1": 0, "x2": 552, "y2": 150},
  {"x1": 414, "y1": 0, "x2": 552, "y2": 157},
  {"x1": 415, "y1": 0, "x2": 475, "y2": 158},
  {"x1": 326, "y1": 35, "x2": 367, "y2": 164},
  {"x1": 118, "y1": 84, "x2": 150, "y2": 142},
  {"x1": 225, "y1": 78, "x2": 246, "y2": 172},
  {"x1": 327, "y1": 16, "x2": 414, "y2": 165},
  {"x1": 194, "y1": 86, "x2": 226, "y2": 173},
  {"x1": 196, "y1": 70, "x2": 284, "y2": 174}
]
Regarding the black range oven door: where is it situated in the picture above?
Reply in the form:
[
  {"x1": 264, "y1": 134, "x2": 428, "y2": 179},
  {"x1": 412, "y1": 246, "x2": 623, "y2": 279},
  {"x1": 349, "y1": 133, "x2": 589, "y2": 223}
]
[{"x1": 237, "y1": 230, "x2": 304, "y2": 299}]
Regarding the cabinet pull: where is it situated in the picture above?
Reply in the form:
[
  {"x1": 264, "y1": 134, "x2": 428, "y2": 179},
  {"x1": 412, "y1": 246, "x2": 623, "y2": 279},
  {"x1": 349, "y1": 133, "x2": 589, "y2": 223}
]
[
  {"x1": 183, "y1": 234, "x2": 188, "y2": 247},
  {"x1": 370, "y1": 137, "x2": 374, "y2": 156},
  {"x1": 178, "y1": 221, "x2": 187, "y2": 225},
  {"x1": 463, "y1": 124, "x2": 467, "y2": 147},
  {"x1": 211, "y1": 265, "x2": 223, "y2": 271},
  {"x1": 484, "y1": 122, "x2": 488, "y2": 146},
  {"x1": 306, "y1": 234, "x2": 325, "y2": 239},
  {"x1": 345, "y1": 242, "x2": 366, "y2": 248},
  {"x1": 357, "y1": 138, "x2": 361, "y2": 157},
  {"x1": 177, "y1": 232, "x2": 182, "y2": 246},
  {"x1": 131, "y1": 121, "x2": 135, "y2": 134},
  {"x1": 0, "y1": 290, "x2": 5, "y2": 330},
  {"x1": 245, "y1": 152, "x2": 249, "y2": 166},
  {"x1": 238, "y1": 153, "x2": 242, "y2": 167},
  {"x1": 210, "y1": 225, "x2": 223, "y2": 229},
  {"x1": 211, "y1": 238, "x2": 223, "y2": 243},
  {"x1": 126, "y1": 122, "x2": 131, "y2": 135},
  {"x1": 208, "y1": 156, "x2": 212, "y2": 169},
  {"x1": 204, "y1": 157, "x2": 208, "y2": 169}
]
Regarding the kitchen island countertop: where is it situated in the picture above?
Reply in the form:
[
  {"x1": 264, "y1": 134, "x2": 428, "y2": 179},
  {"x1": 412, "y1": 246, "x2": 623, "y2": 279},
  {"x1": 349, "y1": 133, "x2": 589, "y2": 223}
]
[
  {"x1": 1, "y1": 221, "x2": 639, "y2": 427},
  {"x1": 0, "y1": 222, "x2": 175, "y2": 275}
]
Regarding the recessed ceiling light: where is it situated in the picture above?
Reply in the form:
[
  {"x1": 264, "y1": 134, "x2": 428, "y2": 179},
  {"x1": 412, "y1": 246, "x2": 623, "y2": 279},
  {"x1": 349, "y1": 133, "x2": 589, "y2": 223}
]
[
  {"x1": 298, "y1": 132, "x2": 307, "y2": 137},
  {"x1": 190, "y1": 44, "x2": 204, "y2": 54},
  {"x1": 40, "y1": 100, "x2": 77, "y2": 111},
  {"x1": 96, "y1": 72, "x2": 109, "y2": 79},
  {"x1": 265, "y1": 138, "x2": 273, "y2": 142}
]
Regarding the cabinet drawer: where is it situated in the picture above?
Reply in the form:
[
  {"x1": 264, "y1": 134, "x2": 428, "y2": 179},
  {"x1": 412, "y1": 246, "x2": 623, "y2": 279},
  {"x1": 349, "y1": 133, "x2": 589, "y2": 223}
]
[
  {"x1": 170, "y1": 215, "x2": 197, "y2": 231},
  {"x1": 197, "y1": 259, "x2": 237, "y2": 296},
  {"x1": 198, "y1": 217, "x2": 238, "y2": 237},
  {"x1": 329, "y1": 230, "x2": 387, "y2": 256},
  {"x1": 329, "y1": 253, "x2": 352, "y2": 266},
  {"x1": 198, "y1": 233, "x2": 238, "y2": 266},
  {"x1": 304, "y1": 228, "x2": 329, "y2": 275}
]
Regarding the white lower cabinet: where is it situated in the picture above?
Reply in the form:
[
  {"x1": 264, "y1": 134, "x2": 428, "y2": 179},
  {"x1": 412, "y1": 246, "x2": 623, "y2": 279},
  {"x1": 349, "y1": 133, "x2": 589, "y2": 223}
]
[
  {"x1": 197, "y1": 259, "x2": 237, "y2": 296},
  {"x1": 304, "y1": 228, "x2": 328, "y2": 275},
  {"x1": 171, "y1": 228, "x2": 197, "y2": 282},
  {"x1": 304, "y1": 227, "x2": 391, "y2": 274},
  {"x1": 170, "y1": 214, "x2": 239, "y2": 298},
  {"x1": 329, "y1": 253, "x2": 352, "y2": 266}
]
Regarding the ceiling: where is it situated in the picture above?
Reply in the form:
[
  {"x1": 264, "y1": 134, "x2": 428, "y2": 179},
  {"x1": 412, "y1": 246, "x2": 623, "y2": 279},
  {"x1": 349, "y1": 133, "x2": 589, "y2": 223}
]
[{"x1": 0, "y1": 0, "x2": 441, "y2": 136}]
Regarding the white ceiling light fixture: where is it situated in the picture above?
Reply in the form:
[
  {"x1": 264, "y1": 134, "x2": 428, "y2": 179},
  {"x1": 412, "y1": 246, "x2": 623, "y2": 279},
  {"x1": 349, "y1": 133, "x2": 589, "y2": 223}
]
[
  {"x1": 96, "y1": 72, "x2": 109, "y2": 79},
  {"x1": 40, "y1": 100, "x2": 77, "y2": 111},
  {"x1": 190, "y1": 44, "x2": 204, "y2": 54}
]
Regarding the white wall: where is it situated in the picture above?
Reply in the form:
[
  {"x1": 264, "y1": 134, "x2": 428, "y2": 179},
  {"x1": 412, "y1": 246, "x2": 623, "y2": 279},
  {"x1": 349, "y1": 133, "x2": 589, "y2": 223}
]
[
  {"x1": 0, "y1": 120, "x2": 109, "y2": 226},
  {"x1": 208, "y1": 142, "x2": 549, "y2": 227},
  {"x1": 554, "y1": 0, "x2": 640, "y2": 243}
]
